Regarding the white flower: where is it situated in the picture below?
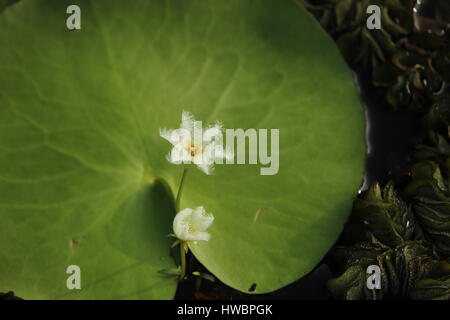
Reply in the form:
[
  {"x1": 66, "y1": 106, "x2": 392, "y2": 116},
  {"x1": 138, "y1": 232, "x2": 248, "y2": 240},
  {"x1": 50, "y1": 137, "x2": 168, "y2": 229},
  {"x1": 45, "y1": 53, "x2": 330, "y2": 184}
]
[
  {"x1": 160, "y1": 111, "x2": 232, "y2": 174},
  {"x1": 173, "y1": 207, "x2": 214, "y2": 242}
]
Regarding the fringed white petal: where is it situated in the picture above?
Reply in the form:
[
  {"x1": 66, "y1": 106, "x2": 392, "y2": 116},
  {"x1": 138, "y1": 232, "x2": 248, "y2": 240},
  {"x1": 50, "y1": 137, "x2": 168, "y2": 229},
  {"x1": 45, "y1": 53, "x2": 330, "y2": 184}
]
[
  {"x1": 173, "y1": 207, "x2": 214, "y2": 242},
  {"x1": 192, "y1": 206, "x2": 214, "y2": 231}
]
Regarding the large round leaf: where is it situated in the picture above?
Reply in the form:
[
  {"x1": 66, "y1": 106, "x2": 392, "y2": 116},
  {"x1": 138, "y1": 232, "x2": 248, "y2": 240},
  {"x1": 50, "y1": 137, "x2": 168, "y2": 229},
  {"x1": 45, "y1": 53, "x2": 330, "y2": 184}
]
[{"x1": 0, "y1": 0, "x2": 365, "y2": 298}]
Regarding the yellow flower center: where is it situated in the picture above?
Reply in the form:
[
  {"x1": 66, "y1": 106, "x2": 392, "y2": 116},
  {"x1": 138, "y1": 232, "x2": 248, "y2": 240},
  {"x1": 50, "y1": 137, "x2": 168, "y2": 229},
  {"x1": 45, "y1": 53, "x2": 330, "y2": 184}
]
[
  {"x1": 187, "y1": 222, "x2": 196, "y2": 234},
  {"x1": 185, "y1": 142, "x2": 201, "y2": 157}
]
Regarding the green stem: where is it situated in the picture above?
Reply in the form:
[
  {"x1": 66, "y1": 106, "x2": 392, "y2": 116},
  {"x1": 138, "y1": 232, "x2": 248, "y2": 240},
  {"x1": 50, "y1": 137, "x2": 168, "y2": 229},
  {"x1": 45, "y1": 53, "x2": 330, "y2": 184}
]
[
  {"x1": 176, "y1": 167, "x2": 188, "y2": 212},
  {"x1": 180, "y1": 242, "x2": 187, "y2": 280},
  {"x1": 176, "y1": 167, "x2": 189, "y2": 280}
]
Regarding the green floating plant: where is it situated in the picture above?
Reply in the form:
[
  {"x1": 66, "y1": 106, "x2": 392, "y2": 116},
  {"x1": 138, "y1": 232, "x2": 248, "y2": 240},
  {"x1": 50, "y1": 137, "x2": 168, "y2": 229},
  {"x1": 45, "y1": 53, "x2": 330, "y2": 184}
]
[
  {"x1": 415, "y1": 95, "x2": 450, "y2": 171},
  {"x1": 301, "y1": 0, "x2": 450, "y2": 109},
  {"x1": 403, "y1": 161, "x2": 450, "y2": 257},
  {"x1": 327, "y1": 105, "x2": 450, "y2": 299},
  {"x1": 327, "y1": 181, "x2": 450, "y2": 300},
  {"x1": 410, "y1": 268, "x2": 450, "y2": 300}
]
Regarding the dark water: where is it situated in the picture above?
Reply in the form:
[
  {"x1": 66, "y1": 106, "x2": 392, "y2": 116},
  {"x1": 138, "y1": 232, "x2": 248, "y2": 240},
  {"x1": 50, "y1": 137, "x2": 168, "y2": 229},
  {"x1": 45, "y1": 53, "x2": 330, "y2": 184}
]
[{"x1": 358, "y1": 74, "x2": 421, "y2": 190}]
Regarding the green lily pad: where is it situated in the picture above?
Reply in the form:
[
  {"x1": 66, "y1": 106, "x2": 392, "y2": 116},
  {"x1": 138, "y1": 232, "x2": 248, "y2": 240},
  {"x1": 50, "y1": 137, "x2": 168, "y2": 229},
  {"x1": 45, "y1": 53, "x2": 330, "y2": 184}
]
[
  {"x1": 0, "y1": 0, "x2": 17, "y2": 12},
  {"x1": 0, "y1": 0, "x2": 365, "y2": 298}
]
